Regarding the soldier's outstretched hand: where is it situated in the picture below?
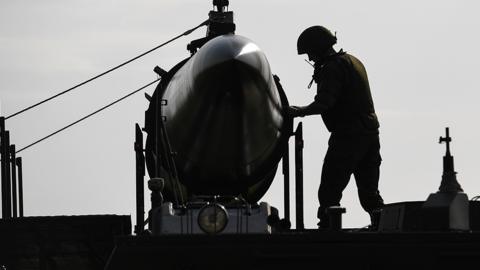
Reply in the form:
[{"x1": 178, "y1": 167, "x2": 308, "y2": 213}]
[{"x1": 288, "y1": 106, "x2": 305, "y2": 118}]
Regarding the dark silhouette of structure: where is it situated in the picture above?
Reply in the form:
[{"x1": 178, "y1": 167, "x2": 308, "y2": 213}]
[
  {"x1": 0, "y1": 117, "x2": 23, "y2": 220},
  {"x1": 290, "y1": 25, "x2": 384, "y2": 228},
  {"x1": 422, "y1": 127, "x2": 470, "y2": 231},
  {"x1": 0, "y1": 215, "x2": 131, "y2": 270}
]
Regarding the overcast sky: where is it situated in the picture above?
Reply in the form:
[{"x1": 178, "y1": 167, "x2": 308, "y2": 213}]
[{"x1": 1, "y1": 0, "x2": 480, "y2": 228}]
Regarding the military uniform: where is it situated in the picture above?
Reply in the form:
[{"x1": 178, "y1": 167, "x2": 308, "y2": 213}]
[{"x1": 299, "y1": 50, "x2": 384, "y2": 228}]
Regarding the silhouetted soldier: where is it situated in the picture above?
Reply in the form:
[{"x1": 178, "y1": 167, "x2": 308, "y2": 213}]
[{"x1": 289, "y1": 26, "x2": 384, "y2": 228}]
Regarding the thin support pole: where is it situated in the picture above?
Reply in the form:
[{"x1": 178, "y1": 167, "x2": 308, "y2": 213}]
[
  {"x1": 134, "y1": 124, "x2": 145, "y2": 235},
  {"x1": 295, "y1": 122, "x2": 304, "y2": 230},
  {"x1": 3, "y1": 131, "x2": 12, "y2": 218},
  {"x1": 10, "y1": 145, "x2": 17, "y2": 218},
  {"x1": 158, "y1": 99, "x2": 184, "y2": 206},
  {"x1": 16, "y1": 157, "x2": 23, "y2": 217},
  {"x1": 282, "y1": 141, "x2": 290, "y2": 224},
  {"x1": 0, "y1": 117, "x2": 6, "y2": 218}
]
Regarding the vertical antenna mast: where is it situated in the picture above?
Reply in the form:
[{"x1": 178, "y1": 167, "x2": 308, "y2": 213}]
[{"x1": 438, "y1": 127, "x2": 462, "y2": 192}]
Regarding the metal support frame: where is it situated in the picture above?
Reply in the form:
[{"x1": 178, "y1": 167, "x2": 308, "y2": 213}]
[
  {"x1": 1, "y1": 117, "x2": 22, "y2": 219},
  {"x1": 4, "y1": 131, "x2": 11, "y2": 218},
  {"x1": 0, "y1": 117, "x2": 6, "y2": 218},
  {"x1": 1, "y1": 123, "x2": 12, "y2": 219},
  {"x1": 10, "y1": 145, "x2": 17, "y2": 218},
  {"x1": 16, "y1": 157, "x2": 23, "y2": 217},
  {"x1": 134, "y1": 124, "x2": 145, "y2": 235},
  {"x1": 156, "y1": 99, "x2": 183, "y2": 207},
  {"x1": 282, "y1": 142, "x2": 290, "y2": 224},
  {"x1": 295, "y1": 122, "x2": 304, "y2": 230}
]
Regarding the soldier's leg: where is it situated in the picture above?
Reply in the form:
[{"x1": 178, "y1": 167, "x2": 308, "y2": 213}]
[
  {"x1": 317, "y1": 135, "x2": 356, "y2": 228},
  {"x1": 353, "y1": 135, "x2": 384, "y2": 216}
]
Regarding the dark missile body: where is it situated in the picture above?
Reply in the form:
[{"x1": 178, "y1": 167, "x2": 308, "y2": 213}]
[{"x1": 145, "y1": 34, "x2": 290, "y2": 203}]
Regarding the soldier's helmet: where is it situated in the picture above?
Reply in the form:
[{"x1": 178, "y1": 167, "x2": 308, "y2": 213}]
[{"x1": 297, "y1": 26, "x2": 337, "y2": 55}]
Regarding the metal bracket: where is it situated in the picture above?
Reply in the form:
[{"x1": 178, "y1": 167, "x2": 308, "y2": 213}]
[{"x1": 294, "y1": 122, "x2": 304, "y2": 230}]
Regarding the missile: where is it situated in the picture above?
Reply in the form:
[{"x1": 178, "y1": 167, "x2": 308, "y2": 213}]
[{"x1": 145, "y1": 34, "x2": 290, "y2": 203}]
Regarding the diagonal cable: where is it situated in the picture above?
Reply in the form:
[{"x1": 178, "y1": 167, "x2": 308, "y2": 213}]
[
  {"x1": 6, "y1": 20, "x2": 208, "y2": 120},
  {"x1": 16, "y1": 78, "x2": 160, "y2": 154}
]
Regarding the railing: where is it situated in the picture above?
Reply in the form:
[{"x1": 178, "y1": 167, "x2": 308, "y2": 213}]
[{"x1": 0, "y1": 116, "x2": 24, "y2": 219}]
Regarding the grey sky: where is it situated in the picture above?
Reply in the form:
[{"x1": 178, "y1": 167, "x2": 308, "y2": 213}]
[{"x1": 1, "y1": 0, "x2": 480, "y2": 228}]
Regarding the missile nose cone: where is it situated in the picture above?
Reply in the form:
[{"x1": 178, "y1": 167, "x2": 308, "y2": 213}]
[{"x1": 192, "y1": 34, "x2": 265, "y2": 75}]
